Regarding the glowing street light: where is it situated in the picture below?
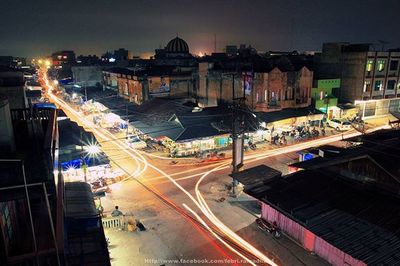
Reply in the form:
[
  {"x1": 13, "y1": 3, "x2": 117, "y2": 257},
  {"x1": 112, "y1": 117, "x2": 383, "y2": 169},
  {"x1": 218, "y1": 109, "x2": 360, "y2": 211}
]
[
  {"x1": 38, "y1": 59, "x2": 43, "y2": 64},
  {"x1": 45, "y1": 60, "x2": 51, "y2": 67},
  {"x1": 53, "y1": 80, "x2": 59, "y2": 85},
  {"x1": 84, "y1": 143, "x2": 101, "y2": 157}
]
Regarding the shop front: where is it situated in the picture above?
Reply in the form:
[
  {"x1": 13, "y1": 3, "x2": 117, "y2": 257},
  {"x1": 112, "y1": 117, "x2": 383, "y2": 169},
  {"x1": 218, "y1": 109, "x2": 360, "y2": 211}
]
[{"x1": 173, "y1": 134, "x2": 231, "y2": 157}]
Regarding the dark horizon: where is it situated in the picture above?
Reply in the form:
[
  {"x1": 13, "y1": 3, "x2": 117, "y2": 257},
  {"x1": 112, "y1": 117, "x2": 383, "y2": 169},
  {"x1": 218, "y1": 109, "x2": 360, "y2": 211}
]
[{"x1": 1, "y1": 0, "x2": 400, "y2": 58}]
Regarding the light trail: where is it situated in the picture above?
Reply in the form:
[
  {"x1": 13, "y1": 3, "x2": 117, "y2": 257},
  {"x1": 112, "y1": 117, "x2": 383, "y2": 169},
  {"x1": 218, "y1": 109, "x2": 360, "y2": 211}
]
[
  {"x1": 43, "y1": 69, "x2": 390, "y2": 266},
  {"x1": 183, "y1": 203, "x2": 256, "y2": 266},
  {"x1": 42, "y1": 73, "x2": 268, "y2": 265}
]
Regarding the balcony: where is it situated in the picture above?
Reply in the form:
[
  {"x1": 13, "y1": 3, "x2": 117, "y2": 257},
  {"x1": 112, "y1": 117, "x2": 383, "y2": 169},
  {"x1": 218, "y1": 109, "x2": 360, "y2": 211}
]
[{"x1": 0, "y1": 107, "x2": 61, "y2": 265}]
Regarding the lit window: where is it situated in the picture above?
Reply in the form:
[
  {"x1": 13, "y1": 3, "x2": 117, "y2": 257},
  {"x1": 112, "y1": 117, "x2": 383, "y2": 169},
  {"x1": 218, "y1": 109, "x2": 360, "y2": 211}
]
[
  {"x1": 377, "y1": 60, "x2": 385, "y2": 72},
  {"x1": 366, "y1": 60, "x2": 373, "y2": 72},
  {"x1": 363, "y1": 81, "x2": 371, "y2": 92},
  {"x1": 374, "y1": 80, "x2": 383, "y2": 91}
]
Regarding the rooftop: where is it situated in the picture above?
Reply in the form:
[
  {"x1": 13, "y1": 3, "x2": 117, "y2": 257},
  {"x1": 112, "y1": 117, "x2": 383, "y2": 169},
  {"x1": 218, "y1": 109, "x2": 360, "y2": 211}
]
[
  {"x1": 246, "y1": 169, "x2": 400, "y2": 265},
  {"x1": 256, "y1": 107, "x2": 324, "y2": 124}
]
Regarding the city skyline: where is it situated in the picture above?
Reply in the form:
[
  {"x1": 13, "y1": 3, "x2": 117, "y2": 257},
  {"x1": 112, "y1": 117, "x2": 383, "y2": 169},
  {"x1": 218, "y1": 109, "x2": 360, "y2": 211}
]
[{"x1": 1, "y1": 0, "x2": 400, "y2": 57}]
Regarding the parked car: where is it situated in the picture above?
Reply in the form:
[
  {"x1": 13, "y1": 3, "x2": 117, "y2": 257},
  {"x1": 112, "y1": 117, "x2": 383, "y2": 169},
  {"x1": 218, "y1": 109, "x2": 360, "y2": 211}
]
[
  {"x1": 326, "y1": 119, "x2": 352, "y2": 131},
  {"x1": 126, "y1": 134, "x2": 146, "y2": 149}
]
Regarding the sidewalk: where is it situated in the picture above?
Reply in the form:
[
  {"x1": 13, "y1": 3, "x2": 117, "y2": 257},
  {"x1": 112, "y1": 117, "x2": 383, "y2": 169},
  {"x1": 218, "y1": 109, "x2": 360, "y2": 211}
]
[{"x1": 200, "y1": 177, "x2": 330, "y2": 266}]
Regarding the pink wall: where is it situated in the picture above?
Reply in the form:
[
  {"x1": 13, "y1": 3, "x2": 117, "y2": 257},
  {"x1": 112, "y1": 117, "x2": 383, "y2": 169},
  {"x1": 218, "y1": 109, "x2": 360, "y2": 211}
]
[{"x1": 261, "y1": 202, "x2": 366, "y2": 266}]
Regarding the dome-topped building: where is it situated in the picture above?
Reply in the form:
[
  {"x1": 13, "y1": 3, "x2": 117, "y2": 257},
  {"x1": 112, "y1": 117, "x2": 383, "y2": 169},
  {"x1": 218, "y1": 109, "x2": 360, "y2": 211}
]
[
  {"x1": 154, "y1": 36, "x2": 196, "y2": 67},
  {"x1": 165, "y1": 37, "x2": 189, "y2": 53}
]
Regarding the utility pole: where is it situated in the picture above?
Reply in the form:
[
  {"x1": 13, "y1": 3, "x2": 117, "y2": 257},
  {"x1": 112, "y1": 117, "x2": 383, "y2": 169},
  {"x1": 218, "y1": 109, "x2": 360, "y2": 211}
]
[
  {"x1": 84, "y1": 83, "x2": 88, "y2": 102},
  {"x1": 230, "y1": 72, "x2": 246, "y2": 197}
]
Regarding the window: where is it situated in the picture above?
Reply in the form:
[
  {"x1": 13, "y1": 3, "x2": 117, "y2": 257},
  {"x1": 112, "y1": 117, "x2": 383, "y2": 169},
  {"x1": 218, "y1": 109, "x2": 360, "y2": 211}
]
[
  {"x1": 366, "y1": 60, "x2": 374, "y2": 72},
  {"x1": 390, "y1": 60, "x2": 399, "y2": 71},
  {"x1": 377, "y1": 60, "x2": 385, "y2": 72},
  {"x1": 123, "y1": 83, "x2": 128, "y2": 95},
  {"x1": 387, "y1": 80, "x2": 396, "y2": 90},
  {"x1": 363, "y1": 80, "x2": 371, "y2": 92},
  {"x1": 374, "y1": 80, "x2": 383, "y2": 91}
]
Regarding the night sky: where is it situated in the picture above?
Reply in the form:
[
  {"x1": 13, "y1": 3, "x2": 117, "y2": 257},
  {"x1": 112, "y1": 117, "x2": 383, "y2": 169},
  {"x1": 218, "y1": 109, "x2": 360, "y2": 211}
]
[{"x1": 1, "y1": 0, "x2": 400, "y2": 58}]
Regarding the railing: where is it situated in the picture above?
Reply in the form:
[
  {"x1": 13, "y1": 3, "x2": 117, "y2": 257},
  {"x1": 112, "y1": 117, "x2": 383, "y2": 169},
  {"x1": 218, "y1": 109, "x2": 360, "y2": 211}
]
[
  {"x1": 10, "y1": 108, "x2": 54, "y2": 121},
  {"x1": 102, "y1": 216, "x2": 124, "y2": 229}
]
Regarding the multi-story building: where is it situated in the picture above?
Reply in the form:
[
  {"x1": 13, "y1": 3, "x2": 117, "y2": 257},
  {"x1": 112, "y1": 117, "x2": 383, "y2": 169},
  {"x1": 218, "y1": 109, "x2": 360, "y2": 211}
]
[
  {"x1": 0, "y1": 100, "x2": 110, "y2": 265},
  {"x1": 71, "y1": 65, "x2": 104, "y2": 87},
  {"x1": 311, "y1": 79, "x2": 340, "y2": 119},
  {"x1": 316, "y1": 43, "x2": 400, "y2": 118},
  {"x1": 0, "y1": 103, "x2": 62, "y2": 265},
  {"x1": 102, "y1": 67, "x2": 121, "y2": 91},
  {"x1": 114, "y1": 66, "x2": 195, "y2": 104},
  {"x1": 197, "y1": 55, "x2": 313, "y2": 112},
  {"x1": 0, "y1": 66, "x2": 27, "y2": 109},
  {"x1": 51, "y1": 50, "x2": 76, "y2": 66}
]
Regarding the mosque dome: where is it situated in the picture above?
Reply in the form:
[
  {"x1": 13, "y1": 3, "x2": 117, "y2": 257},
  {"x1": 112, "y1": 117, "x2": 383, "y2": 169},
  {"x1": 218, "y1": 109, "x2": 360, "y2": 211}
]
[{"x1": 165, "y1": 37, "x2": 189, "y2": 53}]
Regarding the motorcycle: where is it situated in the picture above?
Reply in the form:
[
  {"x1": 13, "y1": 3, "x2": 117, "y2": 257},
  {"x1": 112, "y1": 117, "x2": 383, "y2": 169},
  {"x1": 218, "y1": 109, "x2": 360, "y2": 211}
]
[
  {"x1": 256, "y1": 218, "x2": 282, "y2": 239},
  {"x1": 248, "y1": 142, "x2": 257, "y2": 150}
]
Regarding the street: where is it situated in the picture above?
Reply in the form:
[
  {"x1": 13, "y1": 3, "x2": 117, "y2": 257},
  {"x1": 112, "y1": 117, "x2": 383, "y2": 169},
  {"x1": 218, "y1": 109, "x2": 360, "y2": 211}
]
[{"x1": 41, "y1": 70, "x2": 388, "y2": 266}]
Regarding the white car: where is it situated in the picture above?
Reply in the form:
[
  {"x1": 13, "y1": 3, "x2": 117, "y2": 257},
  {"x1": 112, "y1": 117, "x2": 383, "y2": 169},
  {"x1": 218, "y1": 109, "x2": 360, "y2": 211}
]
[
  {"x1": 327, "y1": 119, "x2": 352, "y2": 131},
  {"x1": 125, "y1": 135, "x2": 147, "y2": 149}
]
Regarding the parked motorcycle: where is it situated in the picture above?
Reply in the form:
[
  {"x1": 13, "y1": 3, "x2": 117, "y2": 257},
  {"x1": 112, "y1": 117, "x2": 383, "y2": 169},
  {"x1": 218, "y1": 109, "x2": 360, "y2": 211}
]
[
  {"x1": 248, "y1": 142, "x2": 257, "y2": 150},
  {"x1": 256, "y1": 218, "x2": 282, "y2": 239}
]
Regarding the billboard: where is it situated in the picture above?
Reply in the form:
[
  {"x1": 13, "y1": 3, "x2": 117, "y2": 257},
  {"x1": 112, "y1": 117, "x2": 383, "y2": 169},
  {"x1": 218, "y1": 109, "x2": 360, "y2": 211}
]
[
  {"x1": 149, "y1": 76, "x2": 170, "y2": 94},
  {"x1": 242, "y1": 72, "x2": 253, "y2": 96}
]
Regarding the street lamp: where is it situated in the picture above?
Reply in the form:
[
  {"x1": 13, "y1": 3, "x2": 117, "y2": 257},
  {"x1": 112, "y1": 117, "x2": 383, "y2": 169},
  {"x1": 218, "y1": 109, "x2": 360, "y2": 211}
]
[
  {"x1": 82, "y1": 143, "x2": 101, "y2": 183},
  {"x1": 84, "y1": 143, "x2": 101, "y2": 157}
]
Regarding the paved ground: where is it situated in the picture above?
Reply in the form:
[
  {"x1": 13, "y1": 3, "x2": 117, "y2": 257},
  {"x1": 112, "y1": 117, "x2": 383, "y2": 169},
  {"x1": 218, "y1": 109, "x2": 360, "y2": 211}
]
[{"x1": 197, "y1": 175, "x2": 330, "y2": 266}]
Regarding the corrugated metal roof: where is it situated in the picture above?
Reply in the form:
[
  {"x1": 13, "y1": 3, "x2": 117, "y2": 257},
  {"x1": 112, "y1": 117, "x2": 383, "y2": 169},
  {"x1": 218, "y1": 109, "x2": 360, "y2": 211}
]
[{"x1": 246, "y1": 169, "x2": 400, "y2": 264}]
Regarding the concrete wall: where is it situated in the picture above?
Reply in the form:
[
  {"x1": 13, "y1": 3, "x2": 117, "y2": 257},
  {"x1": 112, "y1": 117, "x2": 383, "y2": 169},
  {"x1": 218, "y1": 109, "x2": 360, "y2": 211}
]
[
  {"x1": 117, "y1": 76, "x2": 145, "y2": 104},
  {"x1": 197, "y1": 65, "x2": 313, "y2": 111},
  {"x1": 340, "y1": 52, "x2": 366, "y2": 102},
  {"x1": 72, "y1": 66, "x2": 103, "y2": 87},
  {"x1": 102, "y1": 71, "x2": 118, "y2": 91}
]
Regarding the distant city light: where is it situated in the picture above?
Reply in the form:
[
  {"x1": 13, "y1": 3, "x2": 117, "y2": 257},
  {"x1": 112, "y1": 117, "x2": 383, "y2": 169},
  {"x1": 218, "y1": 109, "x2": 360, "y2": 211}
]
[
  {"x1": 109, "y1": 58, "x2": 116, "y2": 62},
  {"x1": 45, "y1": 60, "x2": 51, "y2": 66},
  {"x1": 53, "y1": 80, "x2": 59, "y2": 85}
]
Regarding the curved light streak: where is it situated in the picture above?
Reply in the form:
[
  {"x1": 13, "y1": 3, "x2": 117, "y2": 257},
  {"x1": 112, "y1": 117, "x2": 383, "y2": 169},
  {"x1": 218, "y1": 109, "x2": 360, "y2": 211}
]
[{"x1": 43, "y1": 73, "x2": 268, "y2": 264}]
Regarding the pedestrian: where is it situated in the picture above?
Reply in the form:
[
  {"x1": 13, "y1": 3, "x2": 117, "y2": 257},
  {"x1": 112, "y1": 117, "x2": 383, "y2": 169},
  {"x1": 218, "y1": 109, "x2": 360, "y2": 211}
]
[{"x1": 111, "y1": 206, "x2": 123, "y2": 217}]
